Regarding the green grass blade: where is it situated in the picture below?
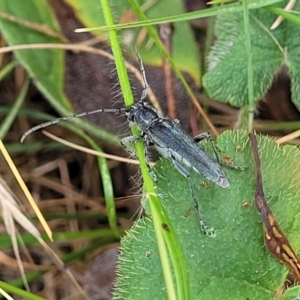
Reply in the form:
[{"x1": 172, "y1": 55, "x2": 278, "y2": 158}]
[
  {"x1": 78, "y1": 0, "x2": 282, "y2": 32},
  {"x1": 0, "y1": 280, "x2": 46, "y2": 300},
  {"x1": 99, "y1": 1, "x2": 179, "y2": 299},
  {"x1": 242, "y1": 0, "x2": 254, "y2": 131},
  {"x1": 0, "y1": 77, "x2": 30, "y2": 139}
]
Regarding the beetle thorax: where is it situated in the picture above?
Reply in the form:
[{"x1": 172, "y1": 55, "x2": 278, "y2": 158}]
[{"x1": 125, "y1": 102, "x2": 159, "y2": 132}]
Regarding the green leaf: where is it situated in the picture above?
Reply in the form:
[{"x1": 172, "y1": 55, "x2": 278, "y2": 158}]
[
  {"x1": 129, "y1": 0, "x2": 201, "y2": 83},
  {"x1": 65, "y1": 0, "x2": 200, "y2": 83},
  {"x1": 0, "y1": 0, "x2": 70, "y2": 110},
  {"x1": 203, "y1": 1, "x2": 300, "y2": 109},
  {"x1": 0, "y1": 0, "x2": 119, "y2": 144},
  {"x1": 114, "y1": 130, "x2": 300, "y2": 299}
]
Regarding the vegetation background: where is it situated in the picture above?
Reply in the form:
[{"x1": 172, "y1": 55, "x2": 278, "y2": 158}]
[{"x1": 0, "y1": 0, "x2": 300, "y2": 299}]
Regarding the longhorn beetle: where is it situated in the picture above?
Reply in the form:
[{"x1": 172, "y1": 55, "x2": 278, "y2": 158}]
[{"x1": 21, "y1": 53, "x2": 229, "y2": 236}]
